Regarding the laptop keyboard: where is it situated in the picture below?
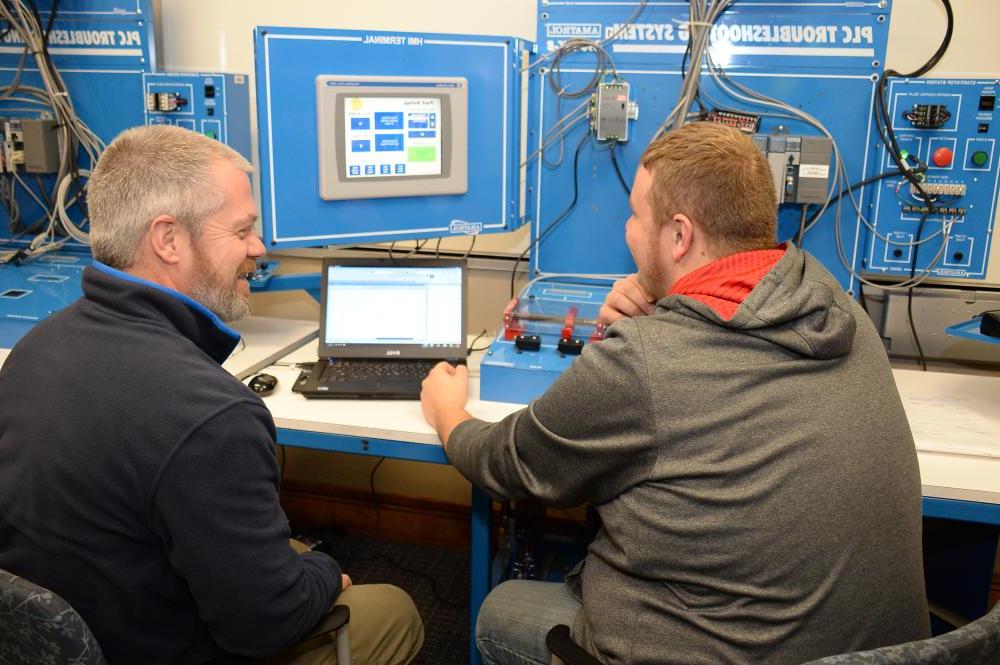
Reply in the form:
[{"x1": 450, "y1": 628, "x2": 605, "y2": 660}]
[{"x1": 319, "y1": 359, "x2": 439, "y2": 383}]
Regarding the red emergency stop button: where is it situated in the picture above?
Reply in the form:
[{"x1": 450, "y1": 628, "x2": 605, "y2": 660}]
[{"x1": 932, "y1": 146, "x2": 953, "y2": 167}]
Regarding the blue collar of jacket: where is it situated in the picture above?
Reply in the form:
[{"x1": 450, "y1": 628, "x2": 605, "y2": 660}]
[{"x1": 86, "y1": 262, "x2": 242, "y2": 364}]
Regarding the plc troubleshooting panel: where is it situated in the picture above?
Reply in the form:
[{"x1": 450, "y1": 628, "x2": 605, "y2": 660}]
[{"x1": 866, "y1": 78, "x2": 999, "y2": 283}]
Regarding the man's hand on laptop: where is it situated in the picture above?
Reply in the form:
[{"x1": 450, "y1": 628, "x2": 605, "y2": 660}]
[
  {"x1": 599, "y1": 273, "x2": 656, "y2": 327},
  {"x1": 421, "y1": 362, "x2": 472, "y2": 449}
]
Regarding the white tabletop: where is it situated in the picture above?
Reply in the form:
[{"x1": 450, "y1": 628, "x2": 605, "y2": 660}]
[
  {"x1": 256, "y1": 349, "x2": 1000, "y2": 505},
  {"x1": 223, "y1": 316, "x2": 318, "y2": 380},
  {"x1": 893, "y1": 368, "x2": 1000, "y2": 504}
]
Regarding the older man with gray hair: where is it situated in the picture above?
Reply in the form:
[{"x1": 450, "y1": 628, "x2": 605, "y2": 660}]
[{"x1": 0, "y1": 125, "x2": 423, "y2": 665}]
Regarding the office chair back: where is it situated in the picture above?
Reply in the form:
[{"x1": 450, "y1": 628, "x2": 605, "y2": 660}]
[
  {"x1": 546, "y1": 600, "x2": 1000, "y2": 665},
  {"x1": 0, "y1": 567, "x2": 107, "y2": 665},
  {"x1": 801, "y1": 600, "x2": 1000, "y2": 665}
]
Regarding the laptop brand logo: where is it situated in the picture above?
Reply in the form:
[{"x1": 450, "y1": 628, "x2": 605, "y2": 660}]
[{"x1": 385, "y1": 349, "x2": 401, "y2": 356}]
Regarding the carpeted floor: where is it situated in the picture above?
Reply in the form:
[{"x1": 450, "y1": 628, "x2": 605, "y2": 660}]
[{"x1": 307, "y1": 530, "x2": 470, "y2": 665}]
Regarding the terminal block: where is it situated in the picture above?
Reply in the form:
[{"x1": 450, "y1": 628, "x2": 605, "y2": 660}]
[
  {"x1": 145, "y1": 92, "x2": 187, "y2": 112},
  {"x1": 0, "y1": 118, "x2": 24, "y2": 173},
  {"x1": 902, "y1": 204, "x2": 965, "y2": 217},
  {"x1": 903, "y1": 104, "x2": 951, "y2": 129},
  {"x1": 910, "y1": 182, "x2": 967, "y2": 198},
  {"x1": 591, "y1": 81, "x2": 639, "y2": 142},
  {"x1": 705, "y1": 108, "x2": 761, "y2": 134}
]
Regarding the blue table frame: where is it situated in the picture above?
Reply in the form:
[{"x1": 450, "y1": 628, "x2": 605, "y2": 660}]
[{"x1": 275, "y1": 427, "x2": 490, "y2": 665}]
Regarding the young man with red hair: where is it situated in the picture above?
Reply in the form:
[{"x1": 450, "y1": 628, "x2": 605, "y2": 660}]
[{"x1": 421, "y1": 122, "x2": 929, "y2": 665}]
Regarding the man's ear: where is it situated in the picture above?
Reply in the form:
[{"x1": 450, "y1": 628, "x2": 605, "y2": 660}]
[
  {"x1": 146, "y1": 215, "x2": 189, "y2": 265},
  {"x1": 667, "y1": 213, "x2": 695, "y2": 263}
]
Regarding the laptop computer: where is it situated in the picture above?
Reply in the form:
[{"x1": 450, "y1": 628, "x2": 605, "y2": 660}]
[{"x1": 298, "y1": 257, "x2": 467, "y2": 399}]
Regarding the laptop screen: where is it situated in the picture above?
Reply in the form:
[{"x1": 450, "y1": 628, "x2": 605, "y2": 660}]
[{"x1": 318, "y1": 258, "x2": 467, "y2": 360}]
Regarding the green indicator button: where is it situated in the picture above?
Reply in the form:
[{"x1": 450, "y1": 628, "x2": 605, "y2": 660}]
[
  {"x1": 408, "y1": 146, "x2": 437, "y2": 162},
  {"x1": 204, "y1": 130, "x2": 217, "y2": 140},
  {"x1": 970, "y1": 150, "x2": 989, "y2": 167}
]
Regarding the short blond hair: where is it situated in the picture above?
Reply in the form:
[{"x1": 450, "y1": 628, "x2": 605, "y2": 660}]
[
  {"x1": 88, "y1": 124, "x2": 253, "y2": 269},
  {"x1": 640, "y1": 122, "x2": 777, "y2": 254}
]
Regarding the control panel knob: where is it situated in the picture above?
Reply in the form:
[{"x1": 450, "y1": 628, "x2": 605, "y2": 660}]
[{"x1": 932, "y1": 146, "x2": 953, "y2": 167}]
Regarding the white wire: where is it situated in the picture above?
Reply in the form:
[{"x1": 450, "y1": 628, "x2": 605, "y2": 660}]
[
  {"x1": 523, "y1": 0, "x2": 649, "y2": 73},
  {"x1": 0, "y1": 1, "x2": 103, "y2": 248}
]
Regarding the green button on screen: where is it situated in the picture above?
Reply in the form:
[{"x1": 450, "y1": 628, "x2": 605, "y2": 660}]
[{"x1": 408, "y1": 146, "x2": 437, "y2": 162}]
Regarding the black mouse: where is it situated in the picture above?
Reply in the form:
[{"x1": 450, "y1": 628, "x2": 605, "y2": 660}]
[{"x1": 248, "y1": 373, "x2": 278, "y2": 396}]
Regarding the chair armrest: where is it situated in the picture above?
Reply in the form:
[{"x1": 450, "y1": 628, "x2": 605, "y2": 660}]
[
  {"x1": 546, "y1": 624, "x2": 602, "y2": 665},
  {"x1": 292, "y1": 605, "x2": 352, "y2": 655},
  {"x1": 319, "y1": 605, "x2": 350, "y2": 634}
]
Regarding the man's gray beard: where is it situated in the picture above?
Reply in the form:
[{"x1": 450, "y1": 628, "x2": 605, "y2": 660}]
[
  {"x1": 191, "y1": 277, "x2": 251, "y2": 322},
  {"x1": 190, "y1": 249, "x2": 252, "y2": 322}
]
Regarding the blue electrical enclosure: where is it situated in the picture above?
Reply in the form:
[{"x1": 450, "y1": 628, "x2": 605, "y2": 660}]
[
  {"x1": 253, "y1": 27, "x2": 525, "y2": 249},
  {"x1": 143, "y1": 72, "x2": 253, "y2": 163},
  {"x1": 865, "y1": 78, "x2": 999, "y2": 281},
  {"x1": 479, "y1": 280, "x2": 610, "y2": 403},
  {"x1": 527, "y1": 0, "x2": 892, "y2": 294},
  {"x1": 479, "y1": 0, "x2": 900, "y2": 403}
]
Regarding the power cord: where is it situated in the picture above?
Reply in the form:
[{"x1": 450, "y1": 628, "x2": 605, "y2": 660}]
[
  {"x1": 873, "y1": 0, "x2": 953, "y2": 212},
  {"x1": 907, "y1": 212, "x2": 930, "y2": 371},
  {"x1": 511, "y1": 132, "x2": 590, "y2": 298},
  {"x1": 608, "y1": 141, "x2": 631, "y2": 196},
  {"x1": 467, "y1": 329, "x2": 490, "y2": 354},
  {"x1": 331, "y1": 457, "x2": 466, "y2": 609}
]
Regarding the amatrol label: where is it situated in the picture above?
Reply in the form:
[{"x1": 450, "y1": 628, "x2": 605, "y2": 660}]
[{"x1": 546, "y1": 23, "x2": 602, "y2": 38}]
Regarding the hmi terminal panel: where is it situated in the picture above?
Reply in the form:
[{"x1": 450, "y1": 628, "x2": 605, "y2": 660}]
[
  {"x1": 316, "y1": 75, "x2": 468, "y2": 200},
  {"x1": 866, "y1": 79, "x2": 1000, "y2": 285}
]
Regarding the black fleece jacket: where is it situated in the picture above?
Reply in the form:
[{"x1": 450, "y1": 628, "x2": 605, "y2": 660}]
[{"x1": 0, "y1": 263, "x2": 341, "y2": 665}]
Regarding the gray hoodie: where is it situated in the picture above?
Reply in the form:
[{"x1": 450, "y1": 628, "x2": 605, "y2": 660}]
[{"x1": 449, "y1": 244, "x2": 929, "y2": 665}]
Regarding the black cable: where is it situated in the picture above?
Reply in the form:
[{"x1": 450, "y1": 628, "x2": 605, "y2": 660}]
[
  {"x1": 511, "y1": 132, "x2": 590, "y2": 298},
  {"x1": 43, "y1": 0, "x2": 58, "y2": 46},
  {"x1": 803, "y1": 169, "x2": 905, "y2": 231},
  {"x1": 460, "y1": 234, "x2": 476, "y2": 259},
  {"x1": 367, "y1": 457, "x2": 386, "y2": 534},
  {"x1": 333, "y1": 456, "x2": 464, "y2": 609},
  {"x1": 467, "y1": 328, "x2": 489, "y2": 354},
  {"x1": 342, "y1": 550, "x2": 466, "y2": 610},
  {"x1": 609, "y1": 141, "x2": 631, "y2": 196},
  {"x1": 873, "y1": 0, "x2": 953, "y2": 211},
  {"x1": 795, "y1": 204, "x2": 809, "y2": 247},
  {"x1": 907, "y1": 213, "x2": 929, "y2": 371}
]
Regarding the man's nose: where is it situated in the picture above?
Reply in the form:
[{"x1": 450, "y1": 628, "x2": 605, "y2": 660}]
[{"x1": 249, "y1": 233, "x2": 266, "y2": 257}]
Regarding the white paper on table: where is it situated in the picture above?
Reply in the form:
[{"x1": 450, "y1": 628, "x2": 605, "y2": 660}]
[{"x1": 903, "y1": 395, "x2": 1000, "y2": 458}]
